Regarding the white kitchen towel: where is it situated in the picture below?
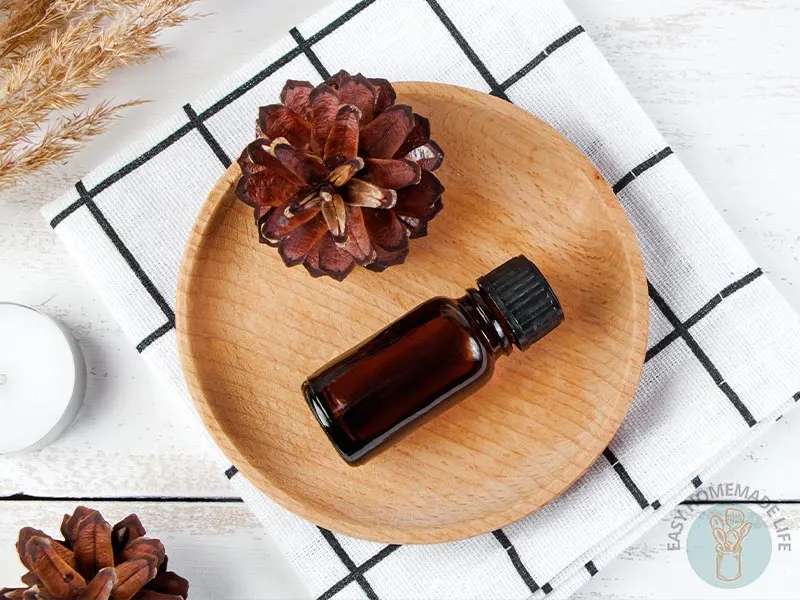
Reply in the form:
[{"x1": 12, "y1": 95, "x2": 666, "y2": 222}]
[{"x1": 42, "y1": 0, "x2": 800, "y2": 598}]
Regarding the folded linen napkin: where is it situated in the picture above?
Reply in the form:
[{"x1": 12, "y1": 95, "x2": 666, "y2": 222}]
[{"x1": 42, "y1": 0, "x2": 800, "y2": 598}]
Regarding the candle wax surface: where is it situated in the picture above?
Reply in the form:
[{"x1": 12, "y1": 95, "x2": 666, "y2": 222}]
[{"x1": 0, "y1": 303, "x2": 82, "y2": 454}]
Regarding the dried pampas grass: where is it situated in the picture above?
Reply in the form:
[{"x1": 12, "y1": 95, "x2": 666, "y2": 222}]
[{"x1": 0, "y1": 0, "x2": 200, "y2": 189}]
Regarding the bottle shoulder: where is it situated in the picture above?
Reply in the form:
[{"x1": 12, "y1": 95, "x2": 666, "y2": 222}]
[
  {"x1": 416, "y1": 296, "x2": 475, "y2": 328},
  {"x1": 416, "y1": 297, "x2": 497, "y2": 366}
]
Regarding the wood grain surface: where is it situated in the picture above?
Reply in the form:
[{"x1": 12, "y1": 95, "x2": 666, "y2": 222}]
[
  {"x1": 2, "y1": 500, "x2": 798, "y2": 600},
  {"x1": 0, "y1": 502, "x2": 308, "y2": 600},
  {"x1": 176, "y1": 82, "x2": 648, "y2": 543},
  {"x1": 2, "y1": 0, "x2": 800, "y2": 597}
]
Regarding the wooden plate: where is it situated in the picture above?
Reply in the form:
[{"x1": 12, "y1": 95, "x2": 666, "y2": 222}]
[{"x1": 177, "y1": 82, "x2": 648, "y2": 543}]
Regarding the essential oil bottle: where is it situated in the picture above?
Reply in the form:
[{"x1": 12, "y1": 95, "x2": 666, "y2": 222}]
[{"x1": 302, "y1": 255, "x2": 564, "y2": 465}]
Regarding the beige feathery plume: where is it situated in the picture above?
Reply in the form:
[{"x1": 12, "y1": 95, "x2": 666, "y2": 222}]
[
  {"x1": 0, "y1": 100, "x2": 143, "y2": 183},
  {"x1": 0, "y1": 0, "x2": 56, "y2": 61},
  {"x1": 0, "y1": 0, "x2": 199, "y2": 189}
]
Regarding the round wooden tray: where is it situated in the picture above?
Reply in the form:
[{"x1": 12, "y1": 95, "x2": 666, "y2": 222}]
[{"x1": 177, "y1": 82, "x2": 648, "y2": 544}]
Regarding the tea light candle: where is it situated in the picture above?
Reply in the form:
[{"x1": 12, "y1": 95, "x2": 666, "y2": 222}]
[{"x1": 0, "y1": 303, "x2": 86, "y2": 454}]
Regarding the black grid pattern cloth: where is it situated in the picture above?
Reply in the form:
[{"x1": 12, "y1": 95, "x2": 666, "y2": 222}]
[{"x1": 42, "y1": 0, "x2": 800, "y2": 598}]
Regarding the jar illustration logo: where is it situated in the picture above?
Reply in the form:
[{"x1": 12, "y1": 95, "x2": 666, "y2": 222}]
[
  {"x1": 710, "y1": 508, "x2": 751, "y2": 581},
  {"x1": 687, "y1": 504, "x2": 772, "y2": 589}
]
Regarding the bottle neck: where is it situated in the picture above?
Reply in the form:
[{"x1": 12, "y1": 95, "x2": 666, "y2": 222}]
[{"x1": 458, "y1": 289, "x2": 514, "y2": 357}]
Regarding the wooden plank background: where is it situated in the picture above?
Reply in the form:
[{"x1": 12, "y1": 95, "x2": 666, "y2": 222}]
[{"x1": 2, "y1": 0, "x2": 799, "y2": 598}]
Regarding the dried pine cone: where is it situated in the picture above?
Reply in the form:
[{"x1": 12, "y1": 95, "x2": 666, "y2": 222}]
[
  {"x1": 1, "y1": 507, "x2": 189, "y2": 600},
  {"x1": 236, "y1": 69, "x2": 445, "y2": 281}
]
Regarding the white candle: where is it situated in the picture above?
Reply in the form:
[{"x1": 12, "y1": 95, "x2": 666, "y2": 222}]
[{"x1": 0, "y1": 303, "x2": 86, "y2": 454}]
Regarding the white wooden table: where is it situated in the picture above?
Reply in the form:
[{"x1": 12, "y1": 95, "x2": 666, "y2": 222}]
[{"x1": 2, "y1": 1, "x2": 799, "y2": 598}]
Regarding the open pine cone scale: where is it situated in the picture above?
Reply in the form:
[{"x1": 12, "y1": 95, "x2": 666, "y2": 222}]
[
  {"x1": 1, "y1": 508, "x2": 188, "y2": 600},
  {"x1": 236, "y1": 70, "x2": 444, "y2": 281}
]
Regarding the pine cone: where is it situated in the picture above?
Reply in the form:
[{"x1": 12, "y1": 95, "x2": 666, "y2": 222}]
[
  {"x1": 1, "y1": 507, "x2": 189, "y2": 600},
  {"x1": 236, "y1": 70, "x2": 445, "y2": 281}
]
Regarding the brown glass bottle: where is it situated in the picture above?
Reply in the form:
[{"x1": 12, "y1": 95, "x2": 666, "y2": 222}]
[{"x1": 302, "y1": 255, "x2": 564, "y2": 465}]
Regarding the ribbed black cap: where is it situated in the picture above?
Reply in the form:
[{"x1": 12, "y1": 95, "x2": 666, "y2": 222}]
[{"x1": 477, "y1": 255, "x2": 564, "y2": 350}]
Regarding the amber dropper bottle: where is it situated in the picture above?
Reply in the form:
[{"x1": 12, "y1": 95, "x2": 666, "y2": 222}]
[{"x1": 302, "y1": 255, "x2": 564, "y2": 465}]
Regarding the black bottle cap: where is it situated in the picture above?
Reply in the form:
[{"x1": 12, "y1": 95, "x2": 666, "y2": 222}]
[{"x1": 477, "y1": 255, "x2": 564, "y2": 350}]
